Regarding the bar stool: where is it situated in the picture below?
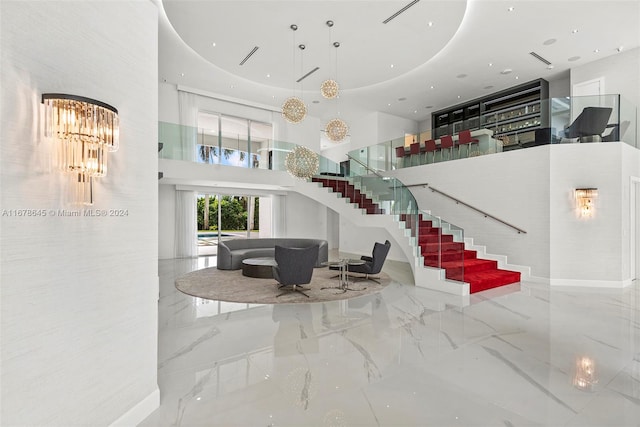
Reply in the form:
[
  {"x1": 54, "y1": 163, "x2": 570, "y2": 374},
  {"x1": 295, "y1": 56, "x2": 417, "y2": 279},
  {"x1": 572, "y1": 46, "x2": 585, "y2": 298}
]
[
  {"x1": 457, "y1": 130, "x2": 479, "y2": 158},
  {"x1": 395, "y1": 145, "x2": 407, "y2": 168},
  {"x1": 424, "y1": 139, "x2": 437, "y2": 163},
  {"x1": 440, "y1": 135, "x2": 455, "y2": 161},
  {"x1": 409, "y1": 141, "x2": 421, "y2": 166}
]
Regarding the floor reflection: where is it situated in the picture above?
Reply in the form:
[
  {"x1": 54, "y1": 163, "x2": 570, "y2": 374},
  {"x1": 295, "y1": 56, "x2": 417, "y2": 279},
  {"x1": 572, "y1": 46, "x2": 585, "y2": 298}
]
[{"x1": 141, "y1": 256, "x2": 640, "y2": 427}]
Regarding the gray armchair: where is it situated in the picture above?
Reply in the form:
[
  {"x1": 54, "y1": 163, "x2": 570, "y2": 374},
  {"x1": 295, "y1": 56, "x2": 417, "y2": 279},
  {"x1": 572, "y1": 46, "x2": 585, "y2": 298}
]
[
  {"x1": 347, "y1": 240, "x2": 391, "y2": 283},
  {"x1": 273, "y1": 245, "x2": 319, "y2": 298}
]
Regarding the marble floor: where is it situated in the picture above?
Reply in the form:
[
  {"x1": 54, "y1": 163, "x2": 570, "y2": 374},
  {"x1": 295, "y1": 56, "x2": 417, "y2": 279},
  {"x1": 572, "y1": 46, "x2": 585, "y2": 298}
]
[{"x1": 140, "y1": 257, "x2": 640, "y2": 427}]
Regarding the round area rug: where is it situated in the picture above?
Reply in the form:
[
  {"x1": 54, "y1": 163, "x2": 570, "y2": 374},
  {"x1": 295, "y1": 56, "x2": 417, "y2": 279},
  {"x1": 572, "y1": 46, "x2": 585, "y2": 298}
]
[{"x1": 175, "y1": 266, "x2": 391, "y2": 304}]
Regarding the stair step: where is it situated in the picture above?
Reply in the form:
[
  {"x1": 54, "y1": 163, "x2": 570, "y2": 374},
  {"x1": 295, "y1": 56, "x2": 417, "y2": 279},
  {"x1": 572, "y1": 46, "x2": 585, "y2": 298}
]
[
  {"x1": 420, "y1": 241, "x2": 465, "y2": 253},
  {"x1": 418, "y1": 227, "x2": 440, "y2": 235},
  {"x1": 446, "y1": 269, "x2": 521, "y2": 293},
  {"x1": 441, "y1": 258, "x2": 498, "y2": 274},
  {"x1": 418, "y1": 234, "x2": 454, "y2": 244}
]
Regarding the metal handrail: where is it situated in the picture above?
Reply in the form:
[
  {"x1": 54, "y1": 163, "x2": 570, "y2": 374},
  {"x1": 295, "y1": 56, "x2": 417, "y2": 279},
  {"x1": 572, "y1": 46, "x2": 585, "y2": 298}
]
[
  {"x1": 346, "y1": 154, "x2": 385, "y2": 178},
  {"x1": 406, "y1": 183, "x2": 527, "y2": 234}
]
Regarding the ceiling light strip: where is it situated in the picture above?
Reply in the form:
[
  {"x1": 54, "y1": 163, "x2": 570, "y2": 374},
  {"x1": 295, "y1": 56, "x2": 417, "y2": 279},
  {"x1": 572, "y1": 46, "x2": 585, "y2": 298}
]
[
  {"x1": 296, "y1": 66, "x2": 320, "y2": 83},
  {"x1": 529, "y1": 51, "x2": 552, "y2": 66},
  {"x1": 382, "y1": 0, "x2": 420, "y2": 24},
  {"x1": 239, "y1": 46, "x2": 259, "y2": 65}
]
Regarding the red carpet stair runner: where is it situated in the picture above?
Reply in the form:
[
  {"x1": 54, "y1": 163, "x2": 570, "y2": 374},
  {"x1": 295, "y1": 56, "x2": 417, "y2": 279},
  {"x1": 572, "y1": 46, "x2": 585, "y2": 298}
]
[
  {"x1": 402, "y1": 214, "x2": 521, "y2": 293},
  {"x1": 312, "y1": 177, "x2": 520, "y2": 293}
]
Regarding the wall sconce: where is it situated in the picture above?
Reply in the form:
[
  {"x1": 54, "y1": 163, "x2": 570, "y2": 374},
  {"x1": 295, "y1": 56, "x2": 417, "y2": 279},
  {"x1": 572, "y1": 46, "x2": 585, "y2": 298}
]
[
  {"x1": 42, "y1": 94, "x2": 119, "y2": 205},
  {"x1": 573, "y1": 356, "x2": 597, "y2": 391},
  {"x1": 575, "y1": 188, "x2": 598, "y2": 217}
]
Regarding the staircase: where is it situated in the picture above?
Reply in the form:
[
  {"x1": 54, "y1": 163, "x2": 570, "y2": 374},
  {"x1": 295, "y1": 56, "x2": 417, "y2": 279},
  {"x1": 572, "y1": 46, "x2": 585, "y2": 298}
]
[
  {"x1": 404, "y1": 214, "x2": 521, "y2": 293},
  {"x1": 312, "y1": 176, "x2": 521, "y2": 294}
]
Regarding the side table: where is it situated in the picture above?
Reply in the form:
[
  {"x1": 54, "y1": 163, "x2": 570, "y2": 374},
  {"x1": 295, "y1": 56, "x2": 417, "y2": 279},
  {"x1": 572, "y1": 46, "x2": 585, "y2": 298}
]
[{"x1": 321, "y1": 259, "x2": 367, "y2": 293}]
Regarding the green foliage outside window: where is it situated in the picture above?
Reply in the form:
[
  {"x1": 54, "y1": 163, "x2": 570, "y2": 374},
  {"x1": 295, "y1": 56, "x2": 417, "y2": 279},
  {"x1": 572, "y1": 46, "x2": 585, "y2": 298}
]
[{"x1": 197, "y1": 195, "x2": 259, "y2": 231}]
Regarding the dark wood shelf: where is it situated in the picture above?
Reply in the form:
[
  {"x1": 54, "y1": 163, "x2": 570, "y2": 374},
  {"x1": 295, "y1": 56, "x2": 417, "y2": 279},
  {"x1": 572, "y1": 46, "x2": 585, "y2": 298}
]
[{"x1": 432, "y1": 79, "x2": 549, "y2": 140}]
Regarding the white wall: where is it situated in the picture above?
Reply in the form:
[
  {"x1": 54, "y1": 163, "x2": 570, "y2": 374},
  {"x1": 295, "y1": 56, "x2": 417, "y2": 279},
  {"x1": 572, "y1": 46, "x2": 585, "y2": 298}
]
[
  {"x1": 339, "y1": 219, "x2": 406, "y2": 262},
  {"x1": 1, "y1": 1, "x2": 159, "y2": 426},
  {"x1": 377, "y1": 111, "x2": 419, "y2": 143},
  {"x1": 549, "y1": 143, "x2": 638, "y2": 286},
  {"x1": 548, "y1": 73, "x2": 570, "y2": 98},
  {"x1": 159, "y1": 184, "x2": 176, "y2": 259},
  {"x1": 387, "y1": 143, "x2": 639, "y2": 286},
  {"x1": 282, "y1": 192, "x2": 328, "y2": 240}
]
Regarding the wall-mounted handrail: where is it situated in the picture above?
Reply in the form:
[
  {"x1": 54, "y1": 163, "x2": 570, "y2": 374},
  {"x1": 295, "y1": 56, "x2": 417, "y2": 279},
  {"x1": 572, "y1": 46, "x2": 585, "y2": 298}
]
[
  {"x1": 406, "y1": 183, "x2": 527, "y2": 234},
  {"x1": 346, "y1": 154, "x2": 385, "y2": 178}
]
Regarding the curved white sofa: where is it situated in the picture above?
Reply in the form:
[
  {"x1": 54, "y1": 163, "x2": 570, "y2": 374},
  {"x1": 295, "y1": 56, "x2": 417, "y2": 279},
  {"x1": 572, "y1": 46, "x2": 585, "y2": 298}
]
[{"x1": 216, "y1": 238, "x2": 328, "y2": 270}]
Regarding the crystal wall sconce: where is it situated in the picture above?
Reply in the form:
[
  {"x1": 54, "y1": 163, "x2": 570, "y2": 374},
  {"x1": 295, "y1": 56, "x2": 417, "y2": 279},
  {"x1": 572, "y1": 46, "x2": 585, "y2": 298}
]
[
  {"x1": 42, "y1": 94, "x2": 119, "y2": 205},
  {"x1": 575, "y1": 188, "x2": 598, "y2": 217}
]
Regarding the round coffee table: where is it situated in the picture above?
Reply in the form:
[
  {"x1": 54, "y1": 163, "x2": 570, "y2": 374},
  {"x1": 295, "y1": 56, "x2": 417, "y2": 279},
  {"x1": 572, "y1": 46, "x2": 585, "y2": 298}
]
[{"x1": 242, "y1": 257, "x2": 277, "y2": 279}]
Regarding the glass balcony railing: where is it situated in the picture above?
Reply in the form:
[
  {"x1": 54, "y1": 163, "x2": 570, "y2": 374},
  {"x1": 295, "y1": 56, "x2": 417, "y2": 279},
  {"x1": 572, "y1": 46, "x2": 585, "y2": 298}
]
[
  {"x1": 159, "y1": 121, "x2": 466, "y2": 284},
  {"x1": 352, "y1": 94, "x2": 637, "y2": 171}
]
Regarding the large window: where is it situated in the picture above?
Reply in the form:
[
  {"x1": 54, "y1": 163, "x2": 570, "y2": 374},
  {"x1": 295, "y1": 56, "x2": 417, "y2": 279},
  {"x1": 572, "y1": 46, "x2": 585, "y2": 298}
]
[
  {"x1": 197, "y1": 194, "x2": 261, "y2": 256},
  {"x1": 196, "y1": 112, "x2": 273, "y2": 169}
]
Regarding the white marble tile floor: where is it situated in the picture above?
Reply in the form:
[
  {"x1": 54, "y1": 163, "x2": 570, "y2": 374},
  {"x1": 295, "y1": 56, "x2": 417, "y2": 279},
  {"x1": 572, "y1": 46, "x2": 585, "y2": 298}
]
[{"x1": 140, "y1": 257, "x2": 640, "y2": 426}]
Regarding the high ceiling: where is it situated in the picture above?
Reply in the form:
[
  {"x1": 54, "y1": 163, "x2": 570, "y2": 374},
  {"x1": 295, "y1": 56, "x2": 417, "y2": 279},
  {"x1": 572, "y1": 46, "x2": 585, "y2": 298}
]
[{"x1": 158, "y1": 0, "x2": 640, "y2": 127}]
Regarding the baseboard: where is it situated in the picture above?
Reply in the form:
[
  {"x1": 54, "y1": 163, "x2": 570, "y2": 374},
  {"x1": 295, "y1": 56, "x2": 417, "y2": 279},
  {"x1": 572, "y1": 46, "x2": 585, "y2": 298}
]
[
  {"x1": 109, "y1": 387, "x2": 160, "y2": 427},
  {"x1": 549, "y1": 278, "x2": 632, "y2": 288},
  {"x1": 527, "y1": 275, "x2": 550, "y2": 285}
]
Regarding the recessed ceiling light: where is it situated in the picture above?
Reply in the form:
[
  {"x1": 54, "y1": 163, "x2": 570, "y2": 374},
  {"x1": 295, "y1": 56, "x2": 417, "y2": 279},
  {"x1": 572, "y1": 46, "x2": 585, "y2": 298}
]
[
  {"x1": 180, "y1": 72, "x2": 184, "y2": 77},
  {"x1": 515, "y1": 76, "x2": 519, "y2": 79},
  {"x1": 266, "y1": 74, "x2": 270, "y2": 78},
  {"x1": 488, "y1": 62, "x2": 493, "y2": 67},
  {"x1": 212, "y1": 42, "x2": 217, "y2": 47},
  {"x1": 507, "y1": 6, "x2": 514, "y2": 12},
  {"x1": 500, "y1": 68, "x2": 513, "y2": 75},
  {"x1": 571, "y1": 29, "x2": 578, "y2": 34},
  {"x1": 430, "y1": 85, "x2": 434, "y2": 89},
  {"x1": 568, "y1": 56, "x2": 581, "y2": 62},
  {"x1": 593, "y1": 48, "x2": 600, "y2": 53},
  {"x1": 414, "y1": 110, "x2": 418, "y2": 113},
  {"x1": 427, "y1": 21, "x2": 433, "y2": 27},
  {"x1": 230, "y1": 84, "x2": 235, "y2": 88},
  {"x1": 457, "y1": 95, "x2": 461, "y2": 98},
  {"x1": 388, "y1": 103, "x2": 391, "y2": 106},
  {"x1": 543, "y1": 38, "x2": 557, "y2": 46},
  {"x1": 390, "y1": 64, "x2": 394, "y2": 68}
]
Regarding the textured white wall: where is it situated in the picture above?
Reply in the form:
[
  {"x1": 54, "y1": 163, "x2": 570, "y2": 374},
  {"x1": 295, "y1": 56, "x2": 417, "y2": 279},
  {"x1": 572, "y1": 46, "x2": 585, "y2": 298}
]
[
  {"x1": 549, "y1": 143, "x2": 639, "y2": 285},
  {"x1": 282, "y1": 192, "x2": 328, "y2": 240},
  {"x1": 0, "y1": 1, "x2": 159, "y2": 425},
  {"x1": 377, "y1": 111, "x2": 419, "y2": 142},
  {"x1": 159, "y1": 184, "x2": 176, "y2": 260}
]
